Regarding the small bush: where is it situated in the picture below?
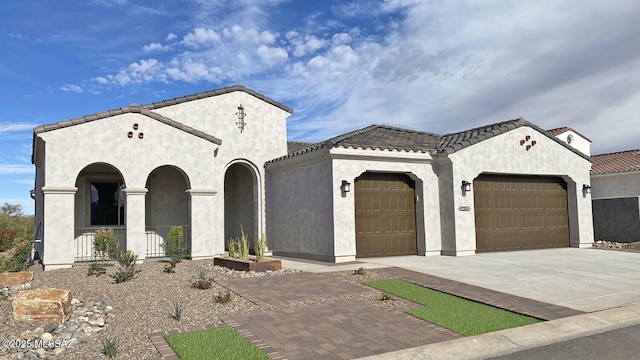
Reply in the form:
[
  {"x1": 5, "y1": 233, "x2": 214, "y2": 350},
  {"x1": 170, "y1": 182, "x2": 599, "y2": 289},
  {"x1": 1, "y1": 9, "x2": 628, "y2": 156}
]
[
  {"x1": 101, "y1": 335, "x2": 122, "y2": 358},
  {"x1": 162, "y1": 226, "x2": 186, "y2": 273},
  {"x1": 111, "y1": 250, "x2": 140, "y2": 283},
  {"x1": 238, "y1": 226, "x2": 249, "y2": 260},
  {"x1": 354, "y1": 267, "x2": 366, "y2": 275},
  {"x1": 215, "y1": 291, "x2": 233, "y2": 304},
  {"x1": 87, "y1": 262, "x2": 107, "y2": 277},
  {"x1": 192, "y1": 267, "x2": 213, "y2": 289},
  {"x1": 169, "y1": 301, "x2": 185, "y2": 321},
  {"x1": 94, "y1": 228, "x2": 119, "y2": 264},
  {"x1": 256, "y1": 234, "x2": 267, "y2": 262},
  {"x1": 0, "y1": 237, "x2": 34, "y2": 273},
  {"x1": 379, "y1": 293, "x2": 395, "y2": 302},
  {"x1": 227, "y1": 237, "x2": 238, "y2": 258}
]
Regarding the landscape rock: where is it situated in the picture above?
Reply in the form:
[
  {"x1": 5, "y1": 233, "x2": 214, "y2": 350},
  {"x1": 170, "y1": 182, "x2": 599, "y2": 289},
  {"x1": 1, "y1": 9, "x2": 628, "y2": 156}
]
[
  {"x1": 12, "y1": 289, "x2": 72, "y2": 324},
  {"x1": 0, "y1": 272, "x2": 33, "y2": 287}
]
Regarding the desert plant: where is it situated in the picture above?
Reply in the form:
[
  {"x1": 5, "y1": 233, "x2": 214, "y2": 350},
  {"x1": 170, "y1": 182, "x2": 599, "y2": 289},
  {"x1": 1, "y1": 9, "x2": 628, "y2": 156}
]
[
  {"x1": 94, "y1": 228, "x2": 119, "y2": 263},
  {"x1": 0, "y1": 237, "x2": 34, "y2": 273},
  {"x1": 379, "y1": 293, "x2": 395, "y2": 302},
  {"x1": 101, "y1": 335, "x2": 122, "y2": 358},
  {"x1": 238, "y1": 225, "x2": 249, "y2": 260},
  {"x1": 354, "y1": 266, "x2": 366, "y2": 275},
  {"x1": 256, "y1": 234, "x2": 267, "y2": 262},
  {"x1": 215, "y1": 291, "x2": 233, "y2": 304},
  {"x1": 87, "y1": 262, "x2": 107, "y2": 277},
  {"x1": 169, "y1": 301, "x2": 185, "y2": 321},
  {"x1": 227, "y1": 237, "x2": 238, "y2": 258},
  {"x1": 192, "y1": 267, "x2": 213, "y2": 289},
  {"x1": 111, "y1": 250, "x2": 141, "y2": 283},
  {"x1": 162, "y1": 226, "x2": 186, "y2": 273}
]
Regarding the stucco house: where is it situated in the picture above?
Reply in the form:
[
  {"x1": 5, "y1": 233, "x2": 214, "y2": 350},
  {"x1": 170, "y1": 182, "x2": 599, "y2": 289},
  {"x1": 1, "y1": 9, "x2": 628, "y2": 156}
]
[
  {"x1": 590, "y1": 149, "x2": 640, "y2": 243},
  {"x1": 31, "y1": 85, "x2": 594, "y2": 270}
]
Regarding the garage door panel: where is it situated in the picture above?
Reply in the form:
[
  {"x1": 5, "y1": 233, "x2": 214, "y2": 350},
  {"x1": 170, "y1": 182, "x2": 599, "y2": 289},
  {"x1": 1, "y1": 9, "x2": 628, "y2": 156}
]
[
  {"x1": 355, "y1": 173, "x2": 417, "y2": 257},
  {"x1": 474, "y1": 175, "x2": 569, "y2": 252}
]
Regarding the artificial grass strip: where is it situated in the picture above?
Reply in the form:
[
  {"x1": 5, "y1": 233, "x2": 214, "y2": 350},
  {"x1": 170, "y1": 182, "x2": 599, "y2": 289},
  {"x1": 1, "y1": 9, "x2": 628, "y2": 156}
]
[
  {"x1": 165, "y1": 327, "x2": 270, "y2": 360},
  {"x1": 365, "y1": 279, "x2": 541, "y2": 336}
]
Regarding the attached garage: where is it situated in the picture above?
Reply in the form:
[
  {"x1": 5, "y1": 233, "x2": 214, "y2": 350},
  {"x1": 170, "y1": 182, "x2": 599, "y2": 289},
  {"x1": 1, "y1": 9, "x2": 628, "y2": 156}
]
[
  {"x1": 355, "y1": 173, "x2": 417, "y2": 257},
  {"x1": 473, "y1": 174, "x2": 570, "y2": 252}
]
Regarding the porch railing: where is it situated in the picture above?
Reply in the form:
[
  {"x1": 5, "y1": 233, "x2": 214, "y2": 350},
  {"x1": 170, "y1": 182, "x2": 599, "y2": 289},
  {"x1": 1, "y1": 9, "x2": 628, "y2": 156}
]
[
  {"x1": 74, "y1": 227, "x2": 126, "y2": 262},
  {"x1": 145, "y1": 225, "x2": 191, "y2": 258}
]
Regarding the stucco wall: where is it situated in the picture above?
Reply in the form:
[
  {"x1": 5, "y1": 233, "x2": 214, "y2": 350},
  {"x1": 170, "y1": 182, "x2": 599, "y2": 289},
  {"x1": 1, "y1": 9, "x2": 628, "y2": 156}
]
[
  {"x1": 266, "y1": 151, "x2": 335, "y2": 260},
  {"x1": 592, "y1": 197, "x2": 640, "y2": 243},
  {"x1": 445, "y1": 126, "x2": 594, "y2": 254},
  {"x1": 554, "y1": 131, "x2": 591, "y2": 156},
  {"x1": 591, "y1": 173, "x2": 640, "y2": 199}
]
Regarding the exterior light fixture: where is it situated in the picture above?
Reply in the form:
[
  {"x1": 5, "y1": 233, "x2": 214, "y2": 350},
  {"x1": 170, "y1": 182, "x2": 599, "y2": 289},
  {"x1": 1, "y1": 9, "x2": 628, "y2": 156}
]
[
  {"x1": 583, "y1": 184, "x2": 592, "y2": 195},
  {"x1": 235, "y1": 104, "x2": 247, "y2": 132},
  {"x1": 462, "y1": 181, "x2": 472, "y2": 192},
  {"x1": 341, "y1": 180, "x2": 351, "y2": 193}
]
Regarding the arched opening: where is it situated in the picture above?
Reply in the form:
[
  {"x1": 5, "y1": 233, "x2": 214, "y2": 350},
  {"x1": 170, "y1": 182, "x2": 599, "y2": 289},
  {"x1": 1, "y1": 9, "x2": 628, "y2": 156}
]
[
  {"x1": 145, "y1": 166, "x2": 191, "y2": 258},
  {"x1": 74, "y1": 163, "x2": 126, "y2": 261},
  {"x1": 224, "y1": 162, "x2": 258, "y2": 252}
]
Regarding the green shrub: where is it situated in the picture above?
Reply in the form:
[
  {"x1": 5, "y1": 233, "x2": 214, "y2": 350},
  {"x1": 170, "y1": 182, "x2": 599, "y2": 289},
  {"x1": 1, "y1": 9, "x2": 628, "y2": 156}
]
[
  {"x1": 162, "y1": 226, "x2": 186, "y2": 273},
  {"x1": 256, "y1": 234, "x2": 267, "y2": 262},
  {"x1": 0, "y1": 237, "x2": 34, "y2": 273},
  {"x1": 227, "y1": 237, "x2": 238, "y2": 258},
  {"x1": 169, "y1": 301, "x2": 185, "y2": 321},
  {"x1": 238, "y1": 226, "x2": 249, "y2": 260},
  {"x1": 0, "y1": 204, "x2": 34, "y2": 252},
  {"x1": 94, "y1": 228, "x2": 119, "y2": 263},
  {"x1": 192, "y1": 268, "x2": 213, "y2": 289},
  {"x1": 354, "y1": 266, "x2": 366, "y2": 275},
  {"x1": 215, "y1": 291, "x2": 233, "y2": 304},
  {"x1": 111, "y1": 250, "x2": 140, "y2": 283},
  {"x1": 101, "y1": 335, "x2": 122, "y2": 358},
  {"x1": 87, "y1": 262, "x2": 107, "y2": 277}
]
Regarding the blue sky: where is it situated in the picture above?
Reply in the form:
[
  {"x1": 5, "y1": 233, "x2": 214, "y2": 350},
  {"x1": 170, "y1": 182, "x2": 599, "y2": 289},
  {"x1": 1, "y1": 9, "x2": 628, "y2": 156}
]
[{"x1": 2, "y1": 0, "x2": 640, "y2": 215}]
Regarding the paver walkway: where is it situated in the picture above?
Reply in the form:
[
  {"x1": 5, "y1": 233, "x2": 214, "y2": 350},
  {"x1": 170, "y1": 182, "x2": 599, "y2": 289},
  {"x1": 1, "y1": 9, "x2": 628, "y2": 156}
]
[{"x1": 151, "y1": 267, "x2": 583, "y2": 360}]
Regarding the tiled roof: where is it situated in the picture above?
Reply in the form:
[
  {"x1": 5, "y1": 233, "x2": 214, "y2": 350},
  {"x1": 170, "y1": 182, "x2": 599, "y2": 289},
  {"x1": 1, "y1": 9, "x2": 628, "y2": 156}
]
[
  {"x1": 268, "y1": 125, "x2": 440, "y2": 164},
  {"x1": 591, "y1": 149, "x2": 640, "y2": 175},
  {"x1": 34, "y1": 106, "x2": 222, "y2": 145},
  {"x1": 269, "y1": 118, "x2": 591, "y2": 164},
  {"x1": 33, "y1": 84, "x2": 292, "y2": 142},
  {"x1": 547, "y1": 127, "x2": 592, "y2": 142},
  {"x1": 287, "y1": 141, "x2": 315, "y2": 153}
]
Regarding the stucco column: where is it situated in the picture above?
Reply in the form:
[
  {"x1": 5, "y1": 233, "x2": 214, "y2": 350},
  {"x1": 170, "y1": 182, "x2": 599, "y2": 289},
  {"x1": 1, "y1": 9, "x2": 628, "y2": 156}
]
[
  {"x1": 41, "y1": 186, "x2": 77, "y2": 270},
  {"x1": 124, "y1": 188, "x2": 147, "y2": 262},
  {"x1": 187, "y1": 189, "x2": 219, "y2": 259}
]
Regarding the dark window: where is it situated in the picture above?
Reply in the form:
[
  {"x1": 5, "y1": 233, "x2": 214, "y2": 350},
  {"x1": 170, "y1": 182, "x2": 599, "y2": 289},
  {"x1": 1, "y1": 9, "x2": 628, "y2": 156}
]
[{"x1": 90, "y1": 182, "x2": 124, "y2": 226}]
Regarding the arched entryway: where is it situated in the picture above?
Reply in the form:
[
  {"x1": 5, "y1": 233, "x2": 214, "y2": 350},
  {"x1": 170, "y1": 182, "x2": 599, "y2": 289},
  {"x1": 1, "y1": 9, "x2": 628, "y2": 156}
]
[
  {"x1": 74, "y1": 163, "x2": 126, "y2": 261},
  {"x1": 145, "y1": 166, "x2": 191, "y2": 258},
  {"x1": 224, "y1": 162, "x2": 258, "y2": 252}
]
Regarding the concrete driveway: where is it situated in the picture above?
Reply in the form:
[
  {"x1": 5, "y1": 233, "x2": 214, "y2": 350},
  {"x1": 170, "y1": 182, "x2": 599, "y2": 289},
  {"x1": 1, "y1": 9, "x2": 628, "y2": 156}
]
[{"x1": 279, "y1": 248, "x2": 640, "y2": 312}]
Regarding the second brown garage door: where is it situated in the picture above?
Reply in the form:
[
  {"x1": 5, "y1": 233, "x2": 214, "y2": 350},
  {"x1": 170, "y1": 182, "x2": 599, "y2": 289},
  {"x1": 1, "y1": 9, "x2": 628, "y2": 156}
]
[
  {"x1": 355, "y1": 173, "x2": 417, "y2": 257},
  {"x1": 474, "y1": 174, "x2": 570, "y2": 252}
]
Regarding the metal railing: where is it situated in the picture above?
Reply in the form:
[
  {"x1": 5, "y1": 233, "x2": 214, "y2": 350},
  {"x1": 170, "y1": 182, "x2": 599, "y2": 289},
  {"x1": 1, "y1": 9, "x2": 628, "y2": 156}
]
[
  {"x1": 74, "y1": 227, "x2": 126, "y2": 262},
  {"x1": 145, "y1": 225, "x2": 191, "y2": 258}
]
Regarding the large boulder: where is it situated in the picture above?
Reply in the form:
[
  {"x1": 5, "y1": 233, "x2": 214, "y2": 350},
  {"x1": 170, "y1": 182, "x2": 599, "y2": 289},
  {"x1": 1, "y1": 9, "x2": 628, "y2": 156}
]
[
  {"x1": 12, "y1": 289, "x2": 73, "y2": 323},
  {"x1": 0, "y1": 271, "x2": 33, "y2": 287}
]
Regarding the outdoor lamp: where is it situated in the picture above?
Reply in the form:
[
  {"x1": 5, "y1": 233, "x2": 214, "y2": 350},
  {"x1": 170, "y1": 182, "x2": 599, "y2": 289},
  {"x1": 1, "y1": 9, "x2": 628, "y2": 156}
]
[
  {"x1": 235, "y1": 104, "x2": 246, "y2": 132},
  {"x1": 583, "y1": 184, "x2": 592, "y2": 195},
  {"x1": 341, "y1": 180, "x2": 351, "y2": 193},
  {"x1": 462, "y1": 180, "x2": 472, "y2": 192}
]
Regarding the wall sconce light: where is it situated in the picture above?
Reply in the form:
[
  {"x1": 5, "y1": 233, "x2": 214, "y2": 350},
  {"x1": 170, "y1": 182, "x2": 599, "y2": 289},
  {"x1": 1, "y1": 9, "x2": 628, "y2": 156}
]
[
  {"x1": 341, "y1": 180, "x2": 351, "y2": 193},
  {"x1": 462, "y1": 180, "x2": 472, "y2": 192},
  {"x1": 583, "y1": 184, "x2": 592, "y2": 195},
  {"x1": 235, "y1": 104, "x2": 246, "y2": 133}
]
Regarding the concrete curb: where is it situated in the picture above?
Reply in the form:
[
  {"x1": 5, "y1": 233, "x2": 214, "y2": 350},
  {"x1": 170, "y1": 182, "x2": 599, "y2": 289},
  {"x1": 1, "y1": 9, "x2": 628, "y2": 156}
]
[{"x1": 356, "y1": 303, "x2": 640, "y2": 360}]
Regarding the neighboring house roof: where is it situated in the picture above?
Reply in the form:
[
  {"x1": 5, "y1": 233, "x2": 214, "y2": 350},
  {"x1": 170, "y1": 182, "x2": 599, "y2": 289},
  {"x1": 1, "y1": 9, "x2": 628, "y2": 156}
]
[
  {"x1": 269, "y1": 118, "x2": 591, "y2": 165},
  {"x1": 591, "y1": 149, "x2": 640, "y2": 175},
  {"x1": 547, "y1": 127, "x2": 592, "y2": 142},
  {"x1": 287, "y1": 141, "x2": 314, "y2": 153},
  {"x1": 33, "y1": 105, "x2": 222, "y2": 145}
]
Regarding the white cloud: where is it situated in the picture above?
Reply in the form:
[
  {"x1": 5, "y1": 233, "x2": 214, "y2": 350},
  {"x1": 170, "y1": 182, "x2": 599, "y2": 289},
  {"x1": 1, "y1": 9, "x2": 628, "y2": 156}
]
[
  {"x1": 166, "y1": 33, "x2": 178, "y2": 41},
  {"x1": 60, "y1": 84, "x2": 83, "y2": 93},
  {"x1": 0, "y1": 123, "x2": 36, "y2": 134},
  {"x1": 143, "y1": 42, "x2": 170, "y2": 52},
  {"x1": 257, "y1": 45, "x2": 288, "y2": 66},
  {"x1": 93, "y1": 76, "x2": 109, "y2": 84},
  {"x1": 183, "y1": 28, "x2": 221, "y2": 49},
  {"x1": 111, "y1": 59, "x2": 166, "y2": 85},
  {"x1": 0, "y1": 164, "x2": 34, "y2": 175},
  {"x1": 290, "y1": 35, "x2": 327, "y2": 57}
]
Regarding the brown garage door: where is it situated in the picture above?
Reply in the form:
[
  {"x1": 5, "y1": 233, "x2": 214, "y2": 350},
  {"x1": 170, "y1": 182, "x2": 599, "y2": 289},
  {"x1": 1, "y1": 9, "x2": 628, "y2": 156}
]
[
  {"x1": 355, "y1": 173, "x2": 417, "y2": 257},
  {"x1": 474, "y1": 174, "x2": 569, "y2": 252}
]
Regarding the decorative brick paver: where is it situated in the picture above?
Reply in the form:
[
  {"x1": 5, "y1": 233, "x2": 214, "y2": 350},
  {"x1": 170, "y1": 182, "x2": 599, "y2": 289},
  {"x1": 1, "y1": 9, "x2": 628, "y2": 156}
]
[{"x1": 150, "y1": 267, "x2": 584, "y2": 359}]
